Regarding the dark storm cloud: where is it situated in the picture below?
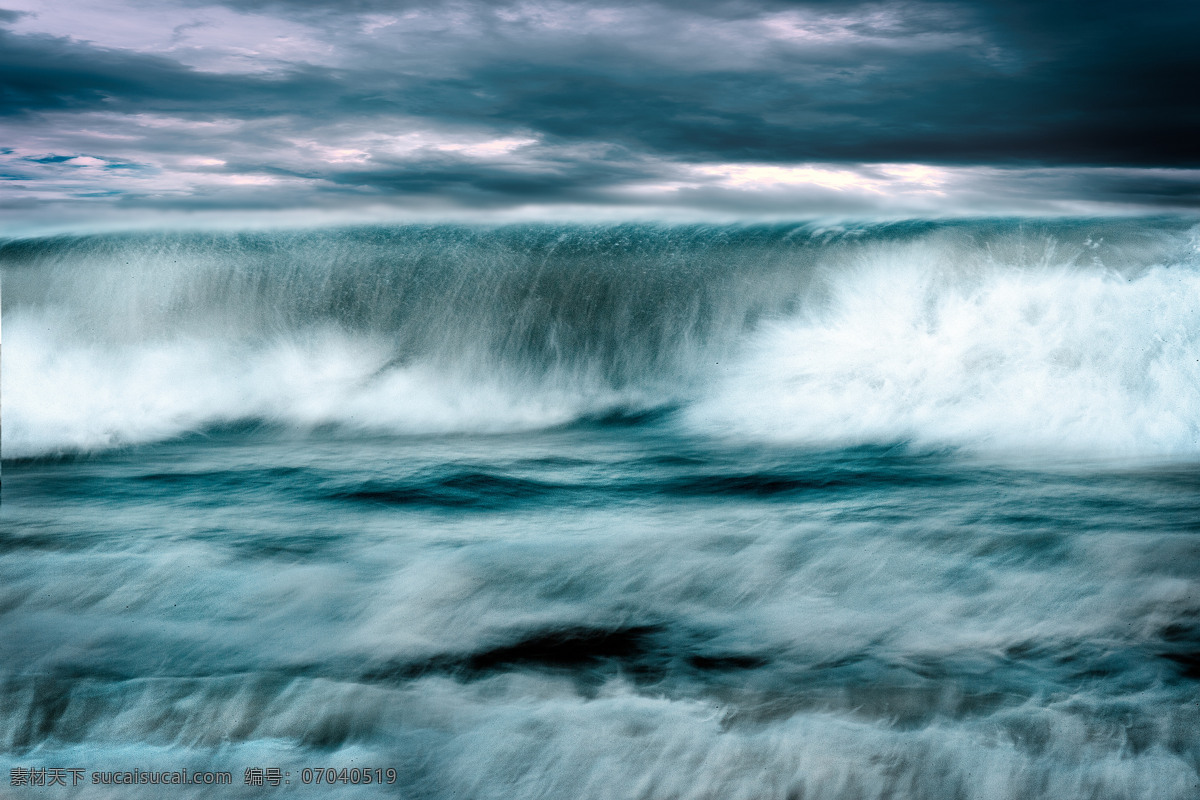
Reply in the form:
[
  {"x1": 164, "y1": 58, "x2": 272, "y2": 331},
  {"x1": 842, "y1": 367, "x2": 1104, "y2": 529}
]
[
  {"x1": 7, "y1": 0, "x2": 1198, "y2": 164},
  {"x1": 2, "y1": 0, "x2": 1198, "y2": 215},
  {"x1": 0, "y1": 27, "x2": 343, "y2": 116},
  {"x1": 391, "y1": 0, "x2": 1200, "y2": 168},
  {"x1": 315, "y1": 148, "x2": 671, "y2": 207},
  {"x1": 1052, "y1": 170, "x2": 1200, "y2": 209}
]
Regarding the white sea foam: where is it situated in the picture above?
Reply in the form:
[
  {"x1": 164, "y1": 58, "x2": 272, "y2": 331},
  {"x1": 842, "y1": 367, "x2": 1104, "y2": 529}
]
[
  {"x1": 4, "y1": 222, "x2": 1199, "y2": 458},
  {"x1": 4, "y1": 497, "x2": 1198, "y2": 798},
  {"x1": 687, "y1": 246, "x2": 1200, "y2": 457},
  {"x1": 1, "y1": 322, "x2": 630, "y2": 458}
]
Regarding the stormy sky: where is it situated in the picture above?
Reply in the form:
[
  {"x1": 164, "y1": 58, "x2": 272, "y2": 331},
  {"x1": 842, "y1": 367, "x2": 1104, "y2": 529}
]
[{"x1": 2, "y1": 0, "x2": 1198, "y2": 222}]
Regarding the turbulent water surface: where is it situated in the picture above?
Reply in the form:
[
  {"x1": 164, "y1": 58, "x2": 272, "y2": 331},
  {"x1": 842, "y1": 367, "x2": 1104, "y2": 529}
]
[{"x1": 3, "y1": 220, "x2": 1199, "y2": 798}]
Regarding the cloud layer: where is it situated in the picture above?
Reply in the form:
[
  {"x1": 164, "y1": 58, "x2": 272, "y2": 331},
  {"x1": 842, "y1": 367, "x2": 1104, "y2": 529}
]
[{"x1": 2, "y1": 0, "x2": 1198, "y2": 221}]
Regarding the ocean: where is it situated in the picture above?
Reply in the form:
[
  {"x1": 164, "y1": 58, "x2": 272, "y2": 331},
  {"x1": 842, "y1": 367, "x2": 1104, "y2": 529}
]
[{"x1": 2, "y1": 219, "x2": 1199, "y2": 798}]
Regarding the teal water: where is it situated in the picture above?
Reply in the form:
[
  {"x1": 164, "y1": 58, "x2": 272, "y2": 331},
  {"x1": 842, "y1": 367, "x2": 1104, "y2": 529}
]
[{"x1": 3, "y1": 220, "x2": 1199, "y2": 798}]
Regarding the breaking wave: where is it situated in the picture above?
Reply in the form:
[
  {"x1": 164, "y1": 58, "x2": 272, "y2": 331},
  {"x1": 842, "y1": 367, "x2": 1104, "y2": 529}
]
[{"x1": 4, "y1": 219, "x2": 1199, "y2": 459}]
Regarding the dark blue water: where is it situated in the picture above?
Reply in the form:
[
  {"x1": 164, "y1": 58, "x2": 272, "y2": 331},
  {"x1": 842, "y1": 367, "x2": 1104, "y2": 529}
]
[{"x1": 3, "y1": 221, "x2": 1199, "y2": 797}]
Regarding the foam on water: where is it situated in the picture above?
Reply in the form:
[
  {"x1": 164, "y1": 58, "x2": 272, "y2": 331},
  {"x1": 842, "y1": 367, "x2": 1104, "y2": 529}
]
[
  {"x1": 688, "y1": 242, "x2": 1200, "y2": 456},
  {"x1": 4, "y1": 433, "x2": 1199, "y2": 798},
  {"x1": 4, "y1": 219, "x2": 1199, "y2": 799},
  {"x1": 2, "y1": 323, "x2": 620, "y2": 456},
  {"x1": 4, "y1": 220, "x2": 1199, "y2": 459}
]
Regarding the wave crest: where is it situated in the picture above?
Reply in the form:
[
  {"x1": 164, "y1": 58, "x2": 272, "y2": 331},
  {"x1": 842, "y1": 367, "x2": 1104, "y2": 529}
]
[{"x1": 4, "y1": 220, "x2": 1199, "y2": 458}]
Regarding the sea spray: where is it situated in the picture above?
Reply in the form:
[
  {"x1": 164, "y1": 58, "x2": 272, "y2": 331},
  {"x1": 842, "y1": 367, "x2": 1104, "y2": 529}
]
[
  {"x1": 5, "y1": 219, "x2": 1197, "y2": 458},
  {"x1": 3, "y1": 218, "x2": 1199, "y2": 799}
]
